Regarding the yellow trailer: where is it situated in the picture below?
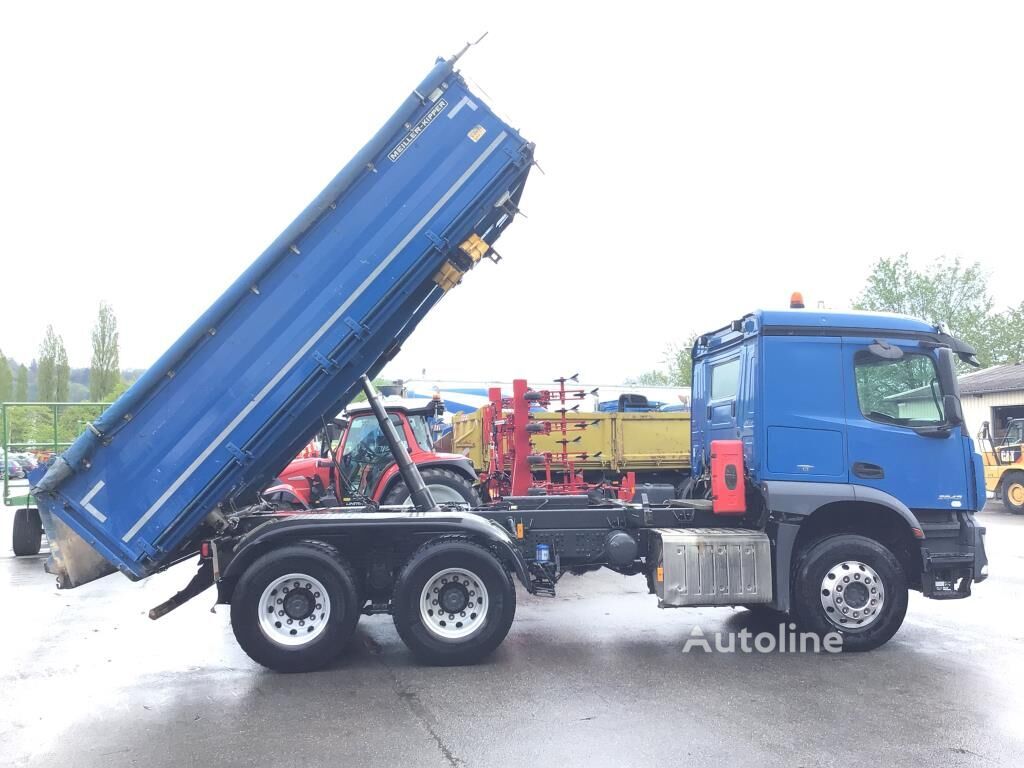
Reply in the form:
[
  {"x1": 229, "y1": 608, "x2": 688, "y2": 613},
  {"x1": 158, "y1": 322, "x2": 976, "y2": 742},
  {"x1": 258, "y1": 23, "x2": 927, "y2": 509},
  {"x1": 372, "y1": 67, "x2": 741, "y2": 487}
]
[{"x1": 449, "y1": 408, "x2": 691, "y2": 489}]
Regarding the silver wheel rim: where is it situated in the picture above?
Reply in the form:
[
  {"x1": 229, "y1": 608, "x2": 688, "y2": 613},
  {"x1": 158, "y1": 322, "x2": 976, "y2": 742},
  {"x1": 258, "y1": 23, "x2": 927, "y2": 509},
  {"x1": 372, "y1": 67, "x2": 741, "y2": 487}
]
[
  {"x1": 258, "y1": 572, "x2": 331, "y2": 647},
  {"x1": 403, "y1": 483, "x2": 468, "y2": 506},
  {"x1": 820, "y1": 560, "x2": 885, "y2": 630},
  {"x1": 419, "y1": 567, "x2": 489, "y2": 641}
]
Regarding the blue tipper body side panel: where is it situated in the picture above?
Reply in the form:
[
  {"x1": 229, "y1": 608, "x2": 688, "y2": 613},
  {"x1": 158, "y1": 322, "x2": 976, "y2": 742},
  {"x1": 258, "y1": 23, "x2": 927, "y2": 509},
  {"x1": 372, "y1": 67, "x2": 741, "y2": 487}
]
[{"x1": 33, "y1": 58, "x2": 533, "y2": 582}]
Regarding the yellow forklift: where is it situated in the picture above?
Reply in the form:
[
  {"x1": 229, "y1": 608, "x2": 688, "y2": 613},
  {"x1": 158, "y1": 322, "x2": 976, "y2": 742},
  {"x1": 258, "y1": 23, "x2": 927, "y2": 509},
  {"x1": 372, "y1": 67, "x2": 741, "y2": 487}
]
[{"x1": 978, "y1": 418, "x2": 1024, "y2": 513}]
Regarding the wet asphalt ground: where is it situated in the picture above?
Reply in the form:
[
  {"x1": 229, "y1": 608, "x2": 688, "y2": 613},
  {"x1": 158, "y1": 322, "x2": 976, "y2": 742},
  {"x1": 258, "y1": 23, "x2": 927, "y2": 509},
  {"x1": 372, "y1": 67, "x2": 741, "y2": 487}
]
[{"x1": 2, "y1": 504, "x2": 1022, "y2": 768}]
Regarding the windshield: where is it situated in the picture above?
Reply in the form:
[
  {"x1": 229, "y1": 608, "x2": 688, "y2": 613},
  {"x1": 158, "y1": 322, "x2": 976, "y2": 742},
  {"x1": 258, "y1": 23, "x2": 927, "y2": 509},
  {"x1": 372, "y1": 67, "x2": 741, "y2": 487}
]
[
  {"x1": 854, "y1": 351, "x2": 946, "y2": 427},
  {"x1": 1002, "y1": 420, "x2": 1024, "y2": 447}
]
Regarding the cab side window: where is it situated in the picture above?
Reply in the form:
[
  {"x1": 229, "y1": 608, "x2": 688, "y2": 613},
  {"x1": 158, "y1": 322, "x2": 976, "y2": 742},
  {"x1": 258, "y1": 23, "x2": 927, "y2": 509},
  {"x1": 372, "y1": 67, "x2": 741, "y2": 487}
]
[
  {"x1": 854, "y1": 352, "x2": 944, "y2": 426},
  {"x1": 711, "y1": 357, "x2": 741, "y2": 401}
]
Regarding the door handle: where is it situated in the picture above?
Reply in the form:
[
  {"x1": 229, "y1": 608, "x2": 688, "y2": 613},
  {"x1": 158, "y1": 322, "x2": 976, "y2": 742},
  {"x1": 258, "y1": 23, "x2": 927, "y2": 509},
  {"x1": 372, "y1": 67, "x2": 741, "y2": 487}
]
[{"x1": 852, "y1": 461, "x2": 884, "y2": 479}]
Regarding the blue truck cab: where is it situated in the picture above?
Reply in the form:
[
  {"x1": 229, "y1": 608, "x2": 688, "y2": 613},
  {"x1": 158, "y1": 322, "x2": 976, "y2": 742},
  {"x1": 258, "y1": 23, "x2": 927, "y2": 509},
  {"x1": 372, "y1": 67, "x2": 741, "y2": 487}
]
[{"x1": 691, "y1": 308, "x2": 988, "y2": 609}]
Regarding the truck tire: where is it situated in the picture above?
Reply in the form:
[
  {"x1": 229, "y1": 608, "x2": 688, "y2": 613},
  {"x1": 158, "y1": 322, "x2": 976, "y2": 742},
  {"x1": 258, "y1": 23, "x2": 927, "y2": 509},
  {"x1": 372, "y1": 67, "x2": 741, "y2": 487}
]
[
  {"x1": 12, "y1": 508, "x2": 43, "y2": 556},
  {"x1": 230, "y1": 541, "x2": 361, "y2": 672},
  {"x1": 382, "y1": 467, "x2": 481, "y2": 508},
  {"x1": 791, "y1": 534, "x2": 908, "y2": 652},
  {"x1": 392, "y1": 537, "x2": 516, "y2": 665},
  {"x1": 1001, "y1": 471, "x2": 1024, "y2": 514}
]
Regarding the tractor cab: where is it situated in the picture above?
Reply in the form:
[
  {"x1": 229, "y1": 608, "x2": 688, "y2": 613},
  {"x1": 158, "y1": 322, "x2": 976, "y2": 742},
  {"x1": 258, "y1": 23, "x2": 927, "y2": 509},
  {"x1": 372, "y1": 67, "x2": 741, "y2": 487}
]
[
  {"x1": 266, "y1": 397, "x2": 479, "y2": 509},
  {"x1": 336, "y1": 399, "x2": 444, "y2": 496}
]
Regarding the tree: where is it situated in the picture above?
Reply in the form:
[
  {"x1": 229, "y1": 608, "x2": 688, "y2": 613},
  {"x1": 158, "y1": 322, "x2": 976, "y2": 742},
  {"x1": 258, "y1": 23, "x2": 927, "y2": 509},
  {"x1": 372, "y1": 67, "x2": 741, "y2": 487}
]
[
  {"x1": 37, "y1": 325, "x2": 71, "y2": 402},
  {"x1": 665, "y1": 338, "x2": 696, "y2": 387},
  {"x1": 15, "y1": 365, "x2": 28, "y2": 401},
  {"x1": 630, "y1": 369, "x2": 672, "y2": 386},
  {"x1": 0, "y1": 351, "x2": 12, "y2": 403},
  {"x1": 628, "y1": 334, "x2": 697, "y2": 387},
  {"x1": 349, "y1": 377, "x2": 391, "y2": 403},
  {"x1": 853, "y1": 254, "x2": 995, "y2": 365},
  {"x1": 89, "y1": 302, "x2": 121, "y2": 400},
  {"x1": 989, "y1": 300, "x2": 1024, "y2": 365}
]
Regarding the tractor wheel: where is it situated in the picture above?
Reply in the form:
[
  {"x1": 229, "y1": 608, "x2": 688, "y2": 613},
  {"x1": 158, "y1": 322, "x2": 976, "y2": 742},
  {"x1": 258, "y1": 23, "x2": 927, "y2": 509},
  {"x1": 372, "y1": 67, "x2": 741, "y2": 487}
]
[
  {"x1": 382, "y1": 467, "x2": 481, "y2": 508},
  {"x1": 1001, "y1": 471, "x2": 1024, "y2": 514}
]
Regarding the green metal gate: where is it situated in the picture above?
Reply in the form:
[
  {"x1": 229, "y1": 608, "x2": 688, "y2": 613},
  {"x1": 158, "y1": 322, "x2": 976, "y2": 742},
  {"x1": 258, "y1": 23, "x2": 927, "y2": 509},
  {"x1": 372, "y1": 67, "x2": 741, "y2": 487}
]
[{"x1": 3, "y1": 402, "x2": 110, "y2": 554}]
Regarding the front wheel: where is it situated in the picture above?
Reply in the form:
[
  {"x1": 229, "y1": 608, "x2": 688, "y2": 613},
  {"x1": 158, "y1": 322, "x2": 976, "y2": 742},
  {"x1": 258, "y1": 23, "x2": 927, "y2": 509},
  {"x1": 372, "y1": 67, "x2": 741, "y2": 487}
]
[
  {"x1": 791, "y1": 534, "x2": 908, "y2": 652},
  {"x1": 392, "y1": 538, "x2": 516, "y2": 665},
  {"x1": 1001, "y1": 471, "x2": 1024, "y2": 514},
  {"x1": 230, "y1": 541, "x2": 361, "y2": 672}
]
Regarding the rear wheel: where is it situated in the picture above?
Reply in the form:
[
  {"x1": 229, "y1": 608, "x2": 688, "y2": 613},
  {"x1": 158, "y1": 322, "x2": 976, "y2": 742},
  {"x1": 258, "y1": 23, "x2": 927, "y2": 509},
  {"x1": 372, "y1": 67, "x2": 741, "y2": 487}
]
[
  {"x1": 1001, "y1": 471, "x2": 1024, "y2": 514},
  {"x1": 12, "y1": 508, "x2": 43, "y2": 556},
  {"x1": 383, "y1": 467, "x2": 481, "y2": 507},
  {"x1": 791, "y1": 534, "x2": 908, "y2": 652},
  {"x1": 230, "y1": 541, "x2": 361, "y2": 672},
  {"x1": 392, "y1": 538, "x2": 515, "y2": 665}
]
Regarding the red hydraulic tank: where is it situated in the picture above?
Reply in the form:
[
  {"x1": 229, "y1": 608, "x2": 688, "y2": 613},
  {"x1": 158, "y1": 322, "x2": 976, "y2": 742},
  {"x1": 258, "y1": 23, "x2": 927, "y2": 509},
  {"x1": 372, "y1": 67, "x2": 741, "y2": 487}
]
[{"x1": 710, "y1": 439, "x2": 746, "y2": 515}]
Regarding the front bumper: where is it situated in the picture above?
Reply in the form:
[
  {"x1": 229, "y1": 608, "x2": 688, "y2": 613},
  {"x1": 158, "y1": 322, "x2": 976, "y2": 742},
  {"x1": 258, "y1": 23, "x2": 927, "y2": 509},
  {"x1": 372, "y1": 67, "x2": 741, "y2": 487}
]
[{"x1": 918, "y1": 511, "x2": 987, "y2": 599}]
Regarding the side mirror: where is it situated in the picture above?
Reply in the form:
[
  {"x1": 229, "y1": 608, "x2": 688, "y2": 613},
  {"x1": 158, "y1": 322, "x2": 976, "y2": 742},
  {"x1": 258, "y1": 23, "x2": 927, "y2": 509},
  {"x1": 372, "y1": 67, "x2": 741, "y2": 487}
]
[
  {"x1": 943, "y1": 394, "x2": 963, "y2": 427},
  {"x1": 935, "y1": 348, "x2": 959, "y2": 395}
]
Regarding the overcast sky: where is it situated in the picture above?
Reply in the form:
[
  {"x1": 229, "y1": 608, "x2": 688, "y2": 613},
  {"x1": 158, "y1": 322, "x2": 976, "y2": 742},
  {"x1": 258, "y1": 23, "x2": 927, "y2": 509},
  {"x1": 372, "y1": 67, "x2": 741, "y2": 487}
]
[{"x1": 2, "y1": 2, "x2": 1022, "y2": 384}]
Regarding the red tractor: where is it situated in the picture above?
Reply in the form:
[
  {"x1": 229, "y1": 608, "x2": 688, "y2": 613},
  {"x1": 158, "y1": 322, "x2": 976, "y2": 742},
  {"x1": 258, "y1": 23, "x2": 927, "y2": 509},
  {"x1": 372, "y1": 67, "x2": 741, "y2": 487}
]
[{"x1": 265, "y1": 398, "x2": 480, "y2": 509}]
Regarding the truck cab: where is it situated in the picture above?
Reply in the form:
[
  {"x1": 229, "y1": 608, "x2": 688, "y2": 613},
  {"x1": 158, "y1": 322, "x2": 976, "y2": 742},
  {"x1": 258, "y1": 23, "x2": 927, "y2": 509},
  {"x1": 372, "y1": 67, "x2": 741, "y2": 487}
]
[
  {"x1": 267, "y1": 398, "x2": 479, "y2": 509},
  {"x1": 691, "y1": 308, "x2": 988, "y2": 602}
]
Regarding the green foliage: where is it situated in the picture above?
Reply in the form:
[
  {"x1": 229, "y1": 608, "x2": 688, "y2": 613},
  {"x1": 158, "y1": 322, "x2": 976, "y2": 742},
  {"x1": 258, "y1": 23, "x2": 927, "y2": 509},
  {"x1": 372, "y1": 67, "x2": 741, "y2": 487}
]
[
  {"x1": 89, "y1": 301, "x2": 121, "y2": 400},
  {"x1": 627, "y1": 334, "x2": 696, "y2": 388},
  {"x1": 0, "y1": 351, "x2": 12, "y2": 403},
  {"x1": 3, "y1": 403, "x2": 107, "y2": 450},
  {"x1": 630, "y1": 369, "x2": 672, "y2": 386},
  {"x1": 37, "y1": 325, "x2": 71, "y2": 402},
  {"x1": 988, "y1": 300, "x2": 1024, "y2": 365},
  {"x1": 853, "y1": 253, "x2": 1024, "y2": 368},
  {"x1": 107, "y1": 377, "x2": 131, "y2": 400},
  {"x1": 68, "y1": 382, "x2": 90, "y2": 402},
  {"x1": 349, "y1": 377, "x2": 391, "y2": 403},
  {"x1": 15, "y1": 365, "x2": 28, "y2": 401}
]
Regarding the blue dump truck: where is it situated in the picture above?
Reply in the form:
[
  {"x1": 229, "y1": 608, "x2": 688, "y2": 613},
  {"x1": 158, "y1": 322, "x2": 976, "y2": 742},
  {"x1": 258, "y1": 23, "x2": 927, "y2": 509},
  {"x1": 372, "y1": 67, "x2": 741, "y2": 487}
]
[{"x1": 31, "y1": 57, "x2": 987, "y2": 672}]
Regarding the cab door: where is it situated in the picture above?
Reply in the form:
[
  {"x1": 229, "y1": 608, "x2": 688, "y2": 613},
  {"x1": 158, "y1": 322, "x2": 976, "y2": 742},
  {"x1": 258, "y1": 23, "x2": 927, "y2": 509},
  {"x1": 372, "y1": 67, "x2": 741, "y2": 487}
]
[
  {"x1": 761, "y1": 335, "x2": 848, "y2": 482},
  {"x1": 843, "y1": 338, "x2": 969, "y2": 510}
]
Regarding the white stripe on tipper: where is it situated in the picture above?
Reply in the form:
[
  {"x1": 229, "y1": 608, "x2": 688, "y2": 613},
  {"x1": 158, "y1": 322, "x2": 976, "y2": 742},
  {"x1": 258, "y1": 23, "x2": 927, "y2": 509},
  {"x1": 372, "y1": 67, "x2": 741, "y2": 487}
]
[
  {"x1": 448, "y1": 96, "x2": 478, "y2": 118},
  {"x1": 80, "y1": 480, "x2": 107, "y2": 523},
  {"x1": 121, "y1": 131, "x2": 510, "y2": 543}
]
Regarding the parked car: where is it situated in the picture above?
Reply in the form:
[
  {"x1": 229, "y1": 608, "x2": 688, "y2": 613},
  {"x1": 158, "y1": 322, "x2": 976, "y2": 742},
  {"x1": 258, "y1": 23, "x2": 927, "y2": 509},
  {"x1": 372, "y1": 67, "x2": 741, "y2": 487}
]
[
  {"x1": 4, "y1": 458, "x2": 25, "y2": 480},
  {"x1": 10, "y1": 453, "x2": 38, "y2": 473}
]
